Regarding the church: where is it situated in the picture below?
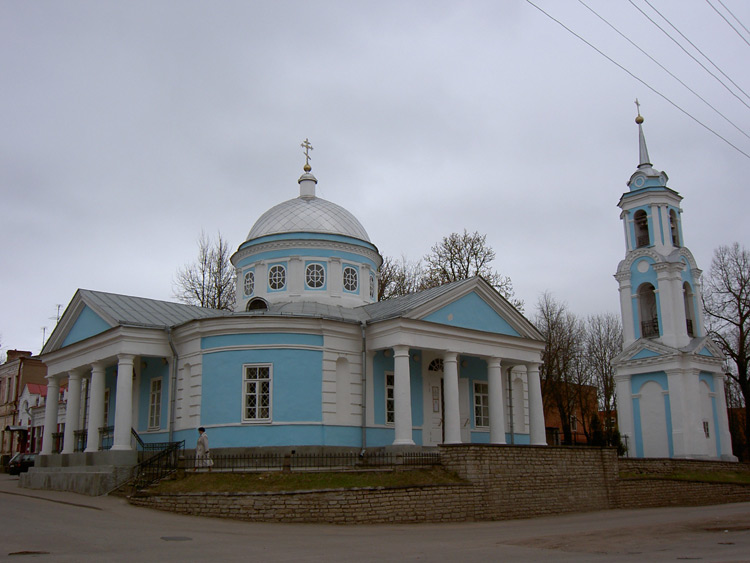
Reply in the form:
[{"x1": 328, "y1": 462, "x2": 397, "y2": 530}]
[
  {"x1": 613, "y1": 108, "x2": 735, "y2": 461},
  {"x1": 28, "y1": 141, "x2": 547, "y2": 490}
]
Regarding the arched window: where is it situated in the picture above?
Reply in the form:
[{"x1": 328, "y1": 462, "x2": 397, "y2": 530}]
[
  {"x1": 669, "y1": 209, "x2": 680, "y2": 247},
  {"x1": 369, "y1": 273, "x2": 376, "y2": 299},
  {"x1": 343, "y1": 266, "x2": 358, "y2": 292},
  {"x1": 246, "y1": 298, "x2": 268, "y2": 311},
  {"x1": 683, "y1": 282, "x2": 695, "y2": 337},
  {"x1": 638, "y1": 283, "x2": 659, "y2": 338},
  {"x1": 243, "y1": 271, "x2": 254, "y2": 296},
  {"x1": 428, "y1": 358, "x2": 444, "y2": 372},
  {"x1": 634, "y1": 210, "x2": 650, "y2": 248}
]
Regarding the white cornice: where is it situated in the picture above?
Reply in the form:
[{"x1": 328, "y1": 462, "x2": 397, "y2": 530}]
[{"x1": 232, "y1": 239, "x2": 382, "y2": 268}]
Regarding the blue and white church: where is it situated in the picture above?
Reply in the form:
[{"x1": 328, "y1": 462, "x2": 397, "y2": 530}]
[
  {"x1": 30, "y1": 145, "x2": 547, "y2": 490},
  {"x1": 613, "y1": 108, "x2": 734, "y2": 460}
]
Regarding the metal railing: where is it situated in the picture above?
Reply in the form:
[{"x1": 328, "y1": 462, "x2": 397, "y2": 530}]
[
  {"x1": 132, "y1": 440, "x2": 185, "y2": 490},
  {"x1": 641, "y1": 318, "x2": 659, "y2": 338},
  {"x1": 184, "y1": 450, "x2": 442, "y2": 472},
  {"x1": 99, "y1": 426, "x2": 114, "y2": 450},
  {"x1": 74, "y1": 430, "x2": 87, "y2": 452}
]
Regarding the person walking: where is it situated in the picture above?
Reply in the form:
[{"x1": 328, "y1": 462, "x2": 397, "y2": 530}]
[{"x1": 195, "y1": 427, "x2": 211, "y2": 472}]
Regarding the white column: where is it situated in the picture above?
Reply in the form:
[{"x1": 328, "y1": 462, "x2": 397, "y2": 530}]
[
  {"x1": 526, "y1": 363, "x2": 546, "y2": 445},
  {"x1": 487, "y1": 357, "x2": 506, "y2": 444},
  {"x1": 112, "y1": 354, "x2": 135, "y2": 451},
  {"x1": 40, "y1": 376, "x2": 60, "y2": 455},
  {"x1": 443, "y1": 352, "x2": 461, "y2": 444},
  {"x1": 85, "y1": 362, "x2": 106, "y2": 453},
  {"x1": 392, "y1": 345, "x2": 414, "y2": 445},
  {"x1": 62, "y1": 370, "x2": 83, "y2": 454},
  {"x1": 615, "y1": 273, "x2": 636, "y2": 348}
]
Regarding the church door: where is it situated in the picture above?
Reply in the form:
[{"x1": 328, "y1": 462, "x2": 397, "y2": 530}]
[{"x1": 424, "y1": 358, "x2": 445, "y2": 446}]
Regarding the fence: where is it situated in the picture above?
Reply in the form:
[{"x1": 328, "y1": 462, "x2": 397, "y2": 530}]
[{"x1": 184, "y1": 451, "x2": 442, "y2": 472}]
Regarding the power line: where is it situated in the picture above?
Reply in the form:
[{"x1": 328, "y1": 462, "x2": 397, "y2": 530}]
[
  {"x1": 523, "y1": 0, "x2": 750, "y2": 161},
  {"x1": 706, "y1": 0, "x2": 750, "y2": 47},
  {"x1": 578, "y1": 0, "x2": 749, "y2": 141},
  {"x1": 636, "y1": 0, "x2": 750, "y2": 107}
]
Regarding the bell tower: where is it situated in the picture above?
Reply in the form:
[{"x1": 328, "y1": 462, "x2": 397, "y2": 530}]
[{"x1": 613, "y1": 103, "x2": 735, "y2": 460}]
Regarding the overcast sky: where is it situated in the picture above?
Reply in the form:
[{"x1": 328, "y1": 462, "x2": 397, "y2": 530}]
[{"x1": 2, "y1": 1, "x2": 749, "y2": 356}]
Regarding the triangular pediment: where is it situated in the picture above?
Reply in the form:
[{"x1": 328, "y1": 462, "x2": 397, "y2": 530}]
[
  {"x1": 60, "y1": 305, "x2": 113, "y2": 347},
  {"x1": 698, "y1": 346, "x2": 715, "y2": 357},
  {"x1": 630, "y1": 347, "x2": 662, "y2": 360},
  {"x1": 421, "y1": 291, "x2": 521, "y2": 337},
  {"x1": 383, "y1": 277, "x2": 543, "y2": 340}
]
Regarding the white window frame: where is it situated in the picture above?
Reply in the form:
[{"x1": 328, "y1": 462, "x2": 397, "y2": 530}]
[
  {"x1": 385, "y1": 372, "x2": 394, "y2": 425},
  {"x1": 148, "y1": 378, "x2": 162, "y2": 429},
  {"x1": 103, "y1": 388, "x2": 110, "y2": 427},
  {"x1": 305, "y1": 262, "x2": 326, "y2": 289},
  {"x1": 243, "y1": 364, "x2": 272, "y2": 423},
  {"x1": 243, "y1": 270, "x2": 255, "y2": 296},
  {"x1": 474, "y1": 382, "x2": 489, "y2": 428},
  {"x1": 343, "y1": 265, "x2": 359, "y2": 293},
  {"x1": 268, "y1": 264, "x2": 286, "y2": 291}
]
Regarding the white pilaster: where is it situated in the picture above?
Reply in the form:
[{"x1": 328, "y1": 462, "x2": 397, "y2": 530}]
[
  {"x1": 526, "y1": 363, "x2": 546, "y2": 445},
  {"x1": 487, "y1": 357, "x2": 506, "y2": 444},
  {"x1": 616, "y1": 272, "x2": 636, "y2": 348},
  {"x1": 666, "y1": 369, "x2": 687, "y2": 457},
  {"x1": 713, "y1": 373, "x2": 735, "y2": 460},
  {"x1": 615, "y1": 374, "x2": 635, "y2": 457},
  {"x1": 85, "y1": 362, "x2": 106, "y2": 453},
  {"x1": 392, "y1": 346, "x2": 414, "y2": 445},
  {"x1": 443, "y1": 352, "x2": 461, "y2": 444},
  {"x1": 40, "y1": 376, "x2": 60, "y2": 455},
  {"x1": 62, "y1": 370, "x2": 83, "y2": 454},
  {"x1": 112, "y1": 354, "x2": 135, "y2": 451}
]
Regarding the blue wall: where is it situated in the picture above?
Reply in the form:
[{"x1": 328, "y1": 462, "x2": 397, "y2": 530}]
[{"x1": 61, "y1": 305, "x2": 111, "y2": 347}]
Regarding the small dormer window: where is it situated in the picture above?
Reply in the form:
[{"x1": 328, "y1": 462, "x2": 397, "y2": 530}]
[
  {"x1": 669, "y1": 209, "x2": 680, "y2": 247},
  {"x1": 268, "y1": 265, "x2": 286, "y2": 291},
  {"x1": 243, "y1": 271, "x2": 255, "y2": 296},
  {"x1": 305, "y1": 263, "x2": 325, "y2": 289},
  {"x1": 343, "y1": 266, "x2": 358, "y2": 292},
  {"x1": 634, "y1": 210, "x2": 650, "y2": 248}
]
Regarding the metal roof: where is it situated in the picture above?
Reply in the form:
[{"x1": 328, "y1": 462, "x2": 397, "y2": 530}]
[
  {"x1": 78, "y1": 289, "x2": 229, "y2": 329},
  {"x1": 246, "y1": 196, "x2": 371, "y2": 242}
]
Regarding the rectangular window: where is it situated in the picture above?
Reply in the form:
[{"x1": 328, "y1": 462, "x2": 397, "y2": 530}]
[
  {"x1": 148, "y1": 379, "x2": 162, "y2": 429},
  {"x1": 103, "y1": 389, "x2": 110, "y2": 427},
  {"x1": 570, "y1": 414, "x2": 578, "y2": 432},
  {"x1": 243, "y1": 365, "x2": 272, "y2": 422},
  {"x1": 474, "y1": 382, "x2": 489, "y2": 428},
  {"x1": 703, "y1": 420, "x2": 710, "y2": 438},
  {"x1": 385, "y1": 373, "x2": 394, "y2": 424}
]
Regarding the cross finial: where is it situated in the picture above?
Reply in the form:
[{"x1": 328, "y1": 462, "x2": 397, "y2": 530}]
[
  {"x1": 634, "y1": 99, "x2": 644, "y2": 124},
  {"x1": 301, "y1": 138, "x2": 313, "y2": 171}
]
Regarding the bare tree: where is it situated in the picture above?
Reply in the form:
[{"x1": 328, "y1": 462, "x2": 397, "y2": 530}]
[
  {"x1": 536, "y1": 292, "x2": 585, "y2": 445},
  {"x1": 584, "y1": 312, "x2": 622, "y2": 442},
  {"x1": 421, "y1": 230, "x2": 522, "y2": 310},
  {"x1": 703, "y1": 242, "x2": 750, "y2": 459},
  {"x1": 174, "y1": 231, "x2": 236, "y2": 310},
  {"x1": 378, "y1": 255, "x2": 423, "y2": 301}
]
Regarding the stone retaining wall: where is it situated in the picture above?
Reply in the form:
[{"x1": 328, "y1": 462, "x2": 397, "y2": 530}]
[{"x1": 129, "y1": 446, "x2": 750, "y2": 524}]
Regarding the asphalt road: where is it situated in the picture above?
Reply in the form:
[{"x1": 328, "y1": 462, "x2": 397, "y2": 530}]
[{"x1": 2, "y1": 474, "x2": 749, "y2": 562}]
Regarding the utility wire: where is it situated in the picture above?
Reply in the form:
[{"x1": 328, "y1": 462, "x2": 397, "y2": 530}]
[
  {"x1": 637, "y1": 0, "x2": 750, "y2": 108},
  {"x1": 523, "y1": 0, "x2": 750, "y2": 160},
  {"x1": 716, "y1": 0, "x2": 750, "y2": 37},
  {"x1": 578, "y1": 0, "x2": 749, "y2": 141},
  {"x1": 706, "y1": 0, "x2": 750, "y2": 47}
]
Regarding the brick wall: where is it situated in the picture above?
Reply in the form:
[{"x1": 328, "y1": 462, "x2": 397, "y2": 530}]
[{"x1": 129, "y1": 446, "x2": 750, "y2": 524}]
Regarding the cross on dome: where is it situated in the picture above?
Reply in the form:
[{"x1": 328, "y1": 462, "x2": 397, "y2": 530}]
[{"x1": 301, "y1": 138, "x2": 313, "y2": 172}]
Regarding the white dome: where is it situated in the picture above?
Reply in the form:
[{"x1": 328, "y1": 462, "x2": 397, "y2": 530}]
[{"x1": 246, "y1": 173, "x2": 371, "y2": 242}]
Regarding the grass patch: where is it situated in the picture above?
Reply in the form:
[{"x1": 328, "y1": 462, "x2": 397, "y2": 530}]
[
  {"x1": 149, "y1": 467, "x2": 466, "y2": 494},
  {"x1": 620, "y1": 471, "x2": 750, "y2": 484}
]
